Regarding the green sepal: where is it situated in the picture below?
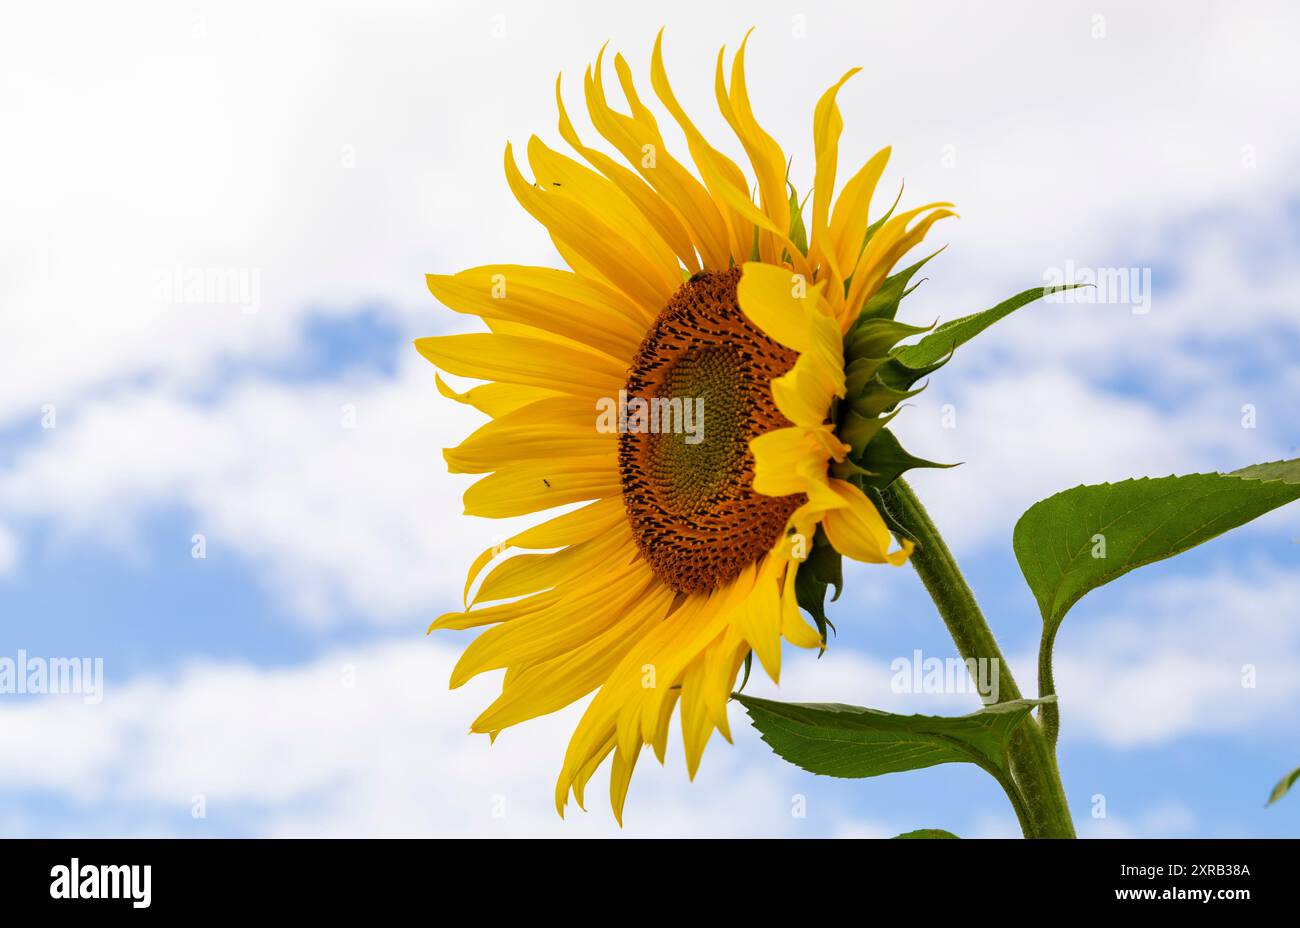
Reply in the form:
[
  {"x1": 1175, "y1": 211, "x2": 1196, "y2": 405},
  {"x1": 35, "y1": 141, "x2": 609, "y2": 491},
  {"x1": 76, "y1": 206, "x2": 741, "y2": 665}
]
[
  {"x1": 830, "y1": 456, "x2": 874, "y2": 481},
  {"x1": 856, "y1": 184, "x2": 903, "y2": 259},
  {"x1": 851, "y1": 379, "x2": 925, "y2": 418},
  {"x1": 895, "y1": 283, "x2": 1085, "y2": 370},
  {"x1": 786, "y1": 181, "x2": 809, "y2": 256},
  {"x1": 808, "y1": 538, "x2": 843, "y2": 604},
  {"x1": 853, "y1": 428, "x2": 956, "y2": 490},
  {"x1": 843, "y1": 355, "x2": 891, "y2": 398},
  {"x1": 793, "y1": 567, "x2": 830, "y2": 641},
  {"x1": 845, "y1": 317, "x2": 932, "y2": 363},
  {"x1": 859, "y1": 248, "x2": 944, "y2": 322},
  {"x1": 836, "y1": 407, "x2": 898, "y2": 458},
  {"x1": 793, "y1": 528, "x2": 842, "y2": 642},
  {"x1": 736, "y1": 651, "x2": 754, "y2": 695},
  {"x1": 874, "y1": 349, "x2": 952, "y2": 394},
  {"x1": 893, "y1": 829, "x2": 960, "y2": 839}
]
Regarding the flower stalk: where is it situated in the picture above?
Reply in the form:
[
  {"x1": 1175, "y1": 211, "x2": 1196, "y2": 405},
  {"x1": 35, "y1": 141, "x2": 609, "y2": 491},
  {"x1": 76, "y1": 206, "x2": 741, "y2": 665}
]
[{"x1": 882, "y1": 479, "x2": 1076, "y2": 838}]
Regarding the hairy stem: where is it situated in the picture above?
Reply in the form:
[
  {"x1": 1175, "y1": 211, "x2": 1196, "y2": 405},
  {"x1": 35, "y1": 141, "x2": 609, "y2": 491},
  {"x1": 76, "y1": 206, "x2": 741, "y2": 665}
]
[
  {"x1": 883, "y1": 479, "x2": 1076, "y2": 838},
  {"x1": 1039, "y1": 624, "x2": 1061, "y2": 749}
]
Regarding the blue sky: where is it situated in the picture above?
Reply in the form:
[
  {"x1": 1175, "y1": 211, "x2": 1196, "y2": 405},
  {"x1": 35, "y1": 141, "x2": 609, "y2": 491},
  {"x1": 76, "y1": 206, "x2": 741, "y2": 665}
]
[{"x1": 2, "y1": 0, "x2": 1298, "y2": 837}]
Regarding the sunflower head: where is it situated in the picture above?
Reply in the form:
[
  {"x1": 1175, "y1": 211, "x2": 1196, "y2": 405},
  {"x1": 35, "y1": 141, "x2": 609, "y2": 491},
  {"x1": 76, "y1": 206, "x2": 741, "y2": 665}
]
[{"x1": 417, "y1": 29, "x2": 954, "y2": 822}]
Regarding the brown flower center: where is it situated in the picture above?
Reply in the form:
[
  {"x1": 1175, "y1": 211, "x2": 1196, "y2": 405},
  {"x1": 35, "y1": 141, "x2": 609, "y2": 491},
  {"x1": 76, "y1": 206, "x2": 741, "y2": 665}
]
[{"x1": 618, "y1": 266, "x2": 805, "y2": 595}]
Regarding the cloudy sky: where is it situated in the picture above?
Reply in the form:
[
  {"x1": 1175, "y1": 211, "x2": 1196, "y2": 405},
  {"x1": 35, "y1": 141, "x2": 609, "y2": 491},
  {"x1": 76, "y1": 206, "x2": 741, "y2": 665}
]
[{"x1": 2, "y1": 0, "x2": 1298, "y2": 837}]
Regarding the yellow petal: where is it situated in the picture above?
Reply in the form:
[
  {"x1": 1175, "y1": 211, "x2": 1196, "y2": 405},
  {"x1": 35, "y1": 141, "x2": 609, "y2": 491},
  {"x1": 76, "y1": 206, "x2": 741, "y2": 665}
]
[
  {"x1": 736, "y1": 262, "x2": 840, "y2": 362},
  {"x1": 750, "y1": 426, "x2": 848, "y2": 513},
  {"x1": 701, "y1": 629, "x2": 748, "y2": 738},
  {"x1": 462, "y1": 457, "x2": 620, "y2": 519},
  {"x1": 844, "y1": 203, "x2": 956, "y2": 328},
  {"x1": 733, "y1": 555, "x2": 784, "y2": 681},
  {"x1": 433, "y1": 373, "x2": 556, "y2": 419},
  {"x1": 770, "y1": 348, "x2": 844, "y2": 428},
  {"x1": 474, "y1": 518, "x2": 634, "y2": 604},
  {"x1": 444, "y1": 395, "x2": 615, "y2": 475},
  {"x1": 564, "y1": 734, "x2": 614, "y2": 815},
  {"x1": 415, "y1": 333, "x2": 626, "y2": 398},
  {"x1": 809, "y1": 68, "x2": 860, "y2": 290},
  {"x1": 610, "y1": 741, "x2": 641, "y2": 825},
  {"x1": 715, "y1": 32, "x2": 787, "y2": 264},
  {"x1": 427, "y1": 265, "x2": 648, "y2": 361},
  {"x1": 472, "y1": 584, "x2": 674, "y2": 733},
  {"x1": 457, "y1": 497, "x2": 626, "y2": 607},
  {"x1": 430, "y1": 589, "x2": 561, "y2": 633},
  {"x1": 525, "y1": 135, "x2": 682, "y2": 297},
  {"x1": 650, "y1": 30, "x2": 754, "y2": 263},
  {"x1": 649, "y1": 687, "x2": 680, "y2": 764},
  {"x1": 504, "y1": 142, "x2": 676, "y2": 313},
  {"x1": 779, "y1": 561, "x2": 825, "y2": 649},
  {"x1": 679, "y1": 654, "x2": 716, "y2": 779},
  {"x1": 556, "y1": 73, "x2": 701, "y2": 274},
  {"x1": 451, "y1": 557, "x2": 653, "y2": 687},
  {"x1": 829, "y1": 147, "x2": 891, "y2": 279},
  {"x1": 821, "y1": 478, "x2": 914, "y2": 565},
  {"x1": 584, "y1": 50, "x2": 732, "y2": 268}
]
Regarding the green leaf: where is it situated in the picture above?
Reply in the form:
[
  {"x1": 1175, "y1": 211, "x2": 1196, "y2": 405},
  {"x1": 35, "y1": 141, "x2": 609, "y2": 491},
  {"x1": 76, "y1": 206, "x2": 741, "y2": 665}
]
[
  {"x1": 1268, "y1": 766, "x2": 1300, "y2": 806},
  {"x1": 1234, "y1": 459, "x2": 1300, "y2": 481},
  {"x1": 895, "y1": 284, "x2": 1083, "y2": 369},
  {"x1": 734, "y1": 694, "x2": 1049, "y2": 779},
  {"x1": 1013, "y1": 459, "x2": 1300, "y2": 637},
  {"x1": 893, "y1": 829, "x2": 960, "y2": 839}
]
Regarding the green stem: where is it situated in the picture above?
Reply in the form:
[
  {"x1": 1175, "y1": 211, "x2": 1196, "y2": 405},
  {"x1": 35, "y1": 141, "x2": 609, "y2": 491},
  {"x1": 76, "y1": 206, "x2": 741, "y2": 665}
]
[
  {"x1": 984, "y1": 762, "x2": 1035, "y2": 838},
  {"x1": 883, "y1": 479, "x2": 1076, "y2": 838},
  {"x1": 1039, "y1": 624, "x2": 1061, "y2": 749}
]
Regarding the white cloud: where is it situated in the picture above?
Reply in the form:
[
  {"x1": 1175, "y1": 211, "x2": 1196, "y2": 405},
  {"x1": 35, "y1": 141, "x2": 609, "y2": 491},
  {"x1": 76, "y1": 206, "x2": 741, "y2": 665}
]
[
  {"x1": 893, "y1": 366, "x2": 1294, "y2": 554},
  {"x1": 1076, "y1": 800, "x2": 1197, "y2": 839},
  {"x1": 4, "y1": 0, "x2": 1300, "y2": 426},
  {"x1": 0, "y1": 638, "x2": 915, "y2": 837},
  {"x1": 3, "y1": 0, "x2": 1300, "y2": 839},
  {"x1": 3, "y1": 0, "x2": 1296, "y2": 618},
  {"x1": 0, "y1": 355, "x2": 514, "y2": 624},
  {"x1": 0, "y1": 523, "x2": 17, "y2": 576},
  {"x1": 781, "y1": 565, "x2": 1300, "y2": 755},
  {"x1": 1049, "y1": 566, "x2": 1300, "y2": 748}
]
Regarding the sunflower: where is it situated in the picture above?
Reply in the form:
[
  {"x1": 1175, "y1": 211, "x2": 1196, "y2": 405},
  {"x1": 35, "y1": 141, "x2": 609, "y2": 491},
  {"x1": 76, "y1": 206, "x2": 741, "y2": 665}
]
[{"x1": 417, "y1": 30, "x2": 954, "y2": 822}]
